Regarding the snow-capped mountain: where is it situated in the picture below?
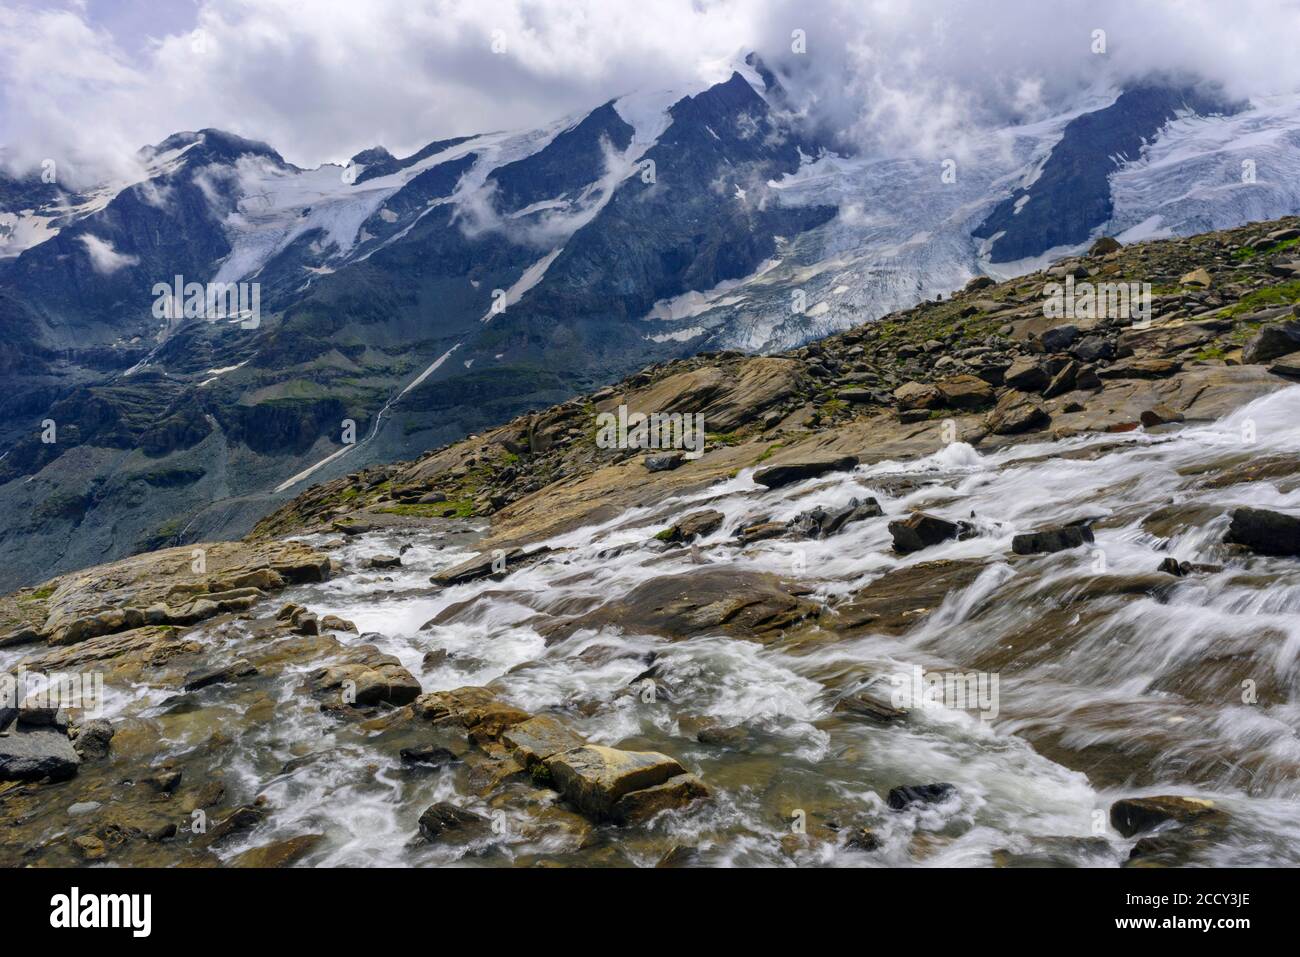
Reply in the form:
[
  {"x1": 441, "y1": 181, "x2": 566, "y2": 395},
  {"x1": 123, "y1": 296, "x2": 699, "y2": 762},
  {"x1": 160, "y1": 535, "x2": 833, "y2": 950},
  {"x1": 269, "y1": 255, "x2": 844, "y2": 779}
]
[{"x1": 2, "y1": 60, "x2": 1300, "y2": 589}]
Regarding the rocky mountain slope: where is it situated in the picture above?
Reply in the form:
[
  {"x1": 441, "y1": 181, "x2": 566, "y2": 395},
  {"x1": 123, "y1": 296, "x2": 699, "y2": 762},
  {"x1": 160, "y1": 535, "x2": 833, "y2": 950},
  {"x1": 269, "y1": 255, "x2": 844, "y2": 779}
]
[
  {"x1": 3, "y1": 216, "x2": 1300, "y2": 867},
  {"x1": 4, "y1": 69, "x2": 1299, "y2": 591}
]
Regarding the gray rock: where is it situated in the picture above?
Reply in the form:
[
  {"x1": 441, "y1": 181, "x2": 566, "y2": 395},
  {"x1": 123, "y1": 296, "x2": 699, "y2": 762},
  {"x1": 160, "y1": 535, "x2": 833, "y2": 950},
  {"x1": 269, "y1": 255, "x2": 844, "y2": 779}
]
[
  {"x1": 1012, "y1": 524, "x2": 1095, "y2": 555},
  {"x1": 753, "y1": 455, "x2": 859, "y2": 489},
  {"x1": 644, "y1": 452, "x2": 686, "y2": 472},
  {"x1": 1224, "y1": 507, "x2": 1300, "y2": 557},
  {"x1": 888, "y1": 513, "x2": 970, "y2": 554},
  {"x1": 1243, "y1": 321, "x2": 1300, "y2": 363},
  {"x1": 1003, "y1": 357, "x2": 1049, "y2": 393},
  {"x1": 1071, "y1": 335, "x2": 1113, "y2": 363},
  {"x1": 0, "y1": 727, "x2": 81, "y2": 782},
  {"x1": 73, "y1": 719, "x2": 115, "y2": 759},
  {"x1": 1040, "y1": 324, "x2": 1080, "y2": 352},
  {"x1": 417, "y1": 802, "x2": 493, "y2": 843}
]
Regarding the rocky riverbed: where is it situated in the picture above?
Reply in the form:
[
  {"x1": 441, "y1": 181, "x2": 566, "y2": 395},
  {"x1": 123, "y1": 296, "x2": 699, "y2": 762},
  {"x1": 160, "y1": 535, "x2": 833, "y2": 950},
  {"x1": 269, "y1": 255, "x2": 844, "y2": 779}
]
[{"x1": 4, "y1": 218, "x2": 1300, "y2": 867}]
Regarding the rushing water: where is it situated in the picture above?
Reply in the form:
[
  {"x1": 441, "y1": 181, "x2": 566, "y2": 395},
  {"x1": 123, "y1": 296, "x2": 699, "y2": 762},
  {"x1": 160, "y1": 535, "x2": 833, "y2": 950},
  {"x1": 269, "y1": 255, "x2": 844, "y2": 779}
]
[{"x1": 15, "y1": 387, "x2": 1300, "y2": 867}]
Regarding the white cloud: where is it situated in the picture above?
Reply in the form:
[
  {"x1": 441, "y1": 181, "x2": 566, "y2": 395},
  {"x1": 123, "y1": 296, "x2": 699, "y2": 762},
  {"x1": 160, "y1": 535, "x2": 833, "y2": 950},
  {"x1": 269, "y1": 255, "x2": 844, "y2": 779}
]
[
  {"x1": 3, "y1": 0, "x2": 1300, "y2": 185},
  {"x1": 78, "y1": 233, "x2": 139, "y2": 273}
]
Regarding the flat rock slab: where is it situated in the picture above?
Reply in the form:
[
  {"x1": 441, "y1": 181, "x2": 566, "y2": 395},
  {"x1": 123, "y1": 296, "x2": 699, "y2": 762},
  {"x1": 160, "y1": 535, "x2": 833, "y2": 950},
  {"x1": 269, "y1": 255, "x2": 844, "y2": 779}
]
[
  {"x1": 546, "y1": 745, "x2": 686, "y2": 819},
  {"x1": 501, "y1": 715, "x2": 586, "y2": 767},
  {"x1": 753, "y1": 455, "x2": 858, "y2": 489},
  {"x1": 833, "y1": 560, "x2": 987, "y2": 636},
  {"x1": 543, "y1": 567, "x2": 818, "y2": 644}
]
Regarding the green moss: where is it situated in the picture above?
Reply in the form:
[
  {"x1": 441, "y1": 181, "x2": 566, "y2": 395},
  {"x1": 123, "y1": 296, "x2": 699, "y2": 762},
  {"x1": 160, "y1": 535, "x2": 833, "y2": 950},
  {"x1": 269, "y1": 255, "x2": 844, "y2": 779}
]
[
  {"x1": 1219, "y1": 281, "x2": 1300, "y2": 318},
  {"x1": 20, "y1": 585, "x2": 55, "y2": 602},
  {"x1": 653, "y1": 527, "x2": 676, "y2": 541},
  {"x1": 1232, "y1": 237, "x2": 1300, "y2": 261},
  {"x1": 378, "y1": 498, "x2": 475, "y2": 519},
  {"x1": 756, "y1": 442, "x2": 784, "y2": 464}
]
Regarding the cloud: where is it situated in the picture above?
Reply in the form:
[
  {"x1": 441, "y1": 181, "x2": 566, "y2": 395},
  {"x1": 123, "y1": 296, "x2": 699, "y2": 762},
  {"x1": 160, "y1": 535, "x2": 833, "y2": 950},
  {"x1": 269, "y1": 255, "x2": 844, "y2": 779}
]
[
  {"x1": 78, "y1": 233, "x2": 139, "y2": 273},
  {"x1": 3, "y1": 0, "x2": 1300, "y2": 185}
]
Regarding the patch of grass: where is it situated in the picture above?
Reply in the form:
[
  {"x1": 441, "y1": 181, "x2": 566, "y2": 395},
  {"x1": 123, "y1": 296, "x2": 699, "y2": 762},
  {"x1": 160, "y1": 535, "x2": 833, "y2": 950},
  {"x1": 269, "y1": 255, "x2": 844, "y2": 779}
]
[
  {"x1": 20, "y1": 585, "x2": 55, "y2": 602},
  {"x1": 1232, "y1": 237, "x2": 1300, "y2": 261},
  {"x1": 378, "y1": 499, "x2": 474, "y2": 519},
  {"x1": 1219, "y1": 280, "x2": 1300, "y2": 318},
  {"x1": 756, "y1": 442, "x2": 784, "y2": 464}
]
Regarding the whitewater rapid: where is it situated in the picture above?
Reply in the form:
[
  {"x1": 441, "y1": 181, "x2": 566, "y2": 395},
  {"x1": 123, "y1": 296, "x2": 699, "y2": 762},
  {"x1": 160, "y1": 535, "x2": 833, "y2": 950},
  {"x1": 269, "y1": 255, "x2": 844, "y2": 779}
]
[{"x1": 19, "y1": 386, "x2": 1299, "y2": 867}]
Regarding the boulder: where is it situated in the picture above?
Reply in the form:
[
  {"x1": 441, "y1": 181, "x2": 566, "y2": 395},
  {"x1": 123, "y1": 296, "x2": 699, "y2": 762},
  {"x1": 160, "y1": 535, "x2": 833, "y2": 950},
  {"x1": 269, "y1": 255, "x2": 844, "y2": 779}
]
[
  {"x1": 1179, "y1": 267, "x2": 1212, "y2": 288},
  {"x1": 656, "y1": 509, "x2": 724, "y2": 544},
  {"x1": 935, "y1": 375, "x2": 995, "y2": 409},
  {"x1": 312, "y1": 646, "x2": 422, "y2": 708},
  {"x1": 545, "y1": 745, "x2": 687, "y2": 820},
  {"x1": 1270, "y1": 351, "x2": 1300, "y2": 377},
  {"x1": 1003, "y1": 357, "x2": 1049, "y2": 392},
  {"x1": 888, "y1": 513, "x2": 969, "y2": 554},
  {"x1": 1071, "y1": 335, "x2": 1113, "y2": 363},
  {"x1": 736, "y1": 522, "x2": 787, "y2": 545},
  {"x1": 1039, "y1": 324, "x2": 1080, "y2": 353},
  {"x1": 1109, "y1": 796, "x2": 1227, "y2": 837},
  {"x1": 644, "y1": 452, "x2": 686, "y2": 473},
  {"x1": 790, "y1": 498, "x2": 883, "y2": 539},
  {"x1": 1224, "y1": 507, "x2": 1300, "y2": 557},
  {"x1": 986, "y1": 391, "x2": 1050, "y2": 435},
  {"x1": 753, "y1": 455, "x2": 859, "y2": 489},
  {"x1": 1088, "y1": 237, "x2": 1122, "y2": 256},
  {"x1": 417, "y1": 802, "x2": 493, "y2": 844},
  {"x1": 1011, "y1": 524, "x2": 1095, "y2": 555},
  {"x1": 1243, "y1": 321, "x2": 1300, "y2": 364},
  {"x1": 399, "y1": 745, "x2": 460, "y2": 768},
  {"x1": 1041, "y1": 360, "x2": 1079, "y2": 398},
  {"x1": 893, "y1": 381, "x2": 941, "y2": 411},
  {"x1": 0, "y1": 727, "x2": 81, "y2": 782},
  {"x1": 414, "y1": 687, "x2": 531, "y2": 741},
  {"x1": 1140, "y1": 405, "x2": 1185, "y2": 428},
  {"x1": 366, "y1": 554, "x2": 401, "y2": 570},
  {"x1": 319, "y1": 614, "x2": 358, "y2": 633}
]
